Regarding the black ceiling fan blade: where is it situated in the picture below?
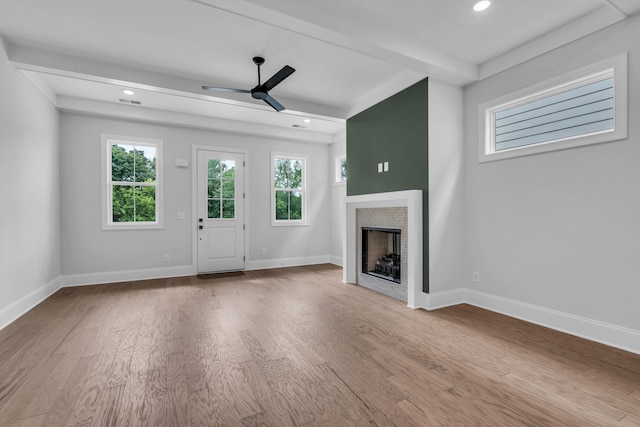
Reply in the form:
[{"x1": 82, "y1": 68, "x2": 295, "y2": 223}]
[
  {"x1": 263, "y1": 94, "x2": 286, "y2": 112},
  {"x1": 261, "y1": 65, "x2": 295, "y2": 92},
  {"x1": 202, "y1": 86, "x2": 250, "y2": 93}
]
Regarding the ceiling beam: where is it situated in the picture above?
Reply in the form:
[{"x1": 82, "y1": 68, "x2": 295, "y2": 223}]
[
  {"x1": 7, "y1": 42, "x2": 348, "y2": 119},
  {"x1": 190, "y1": 0, "x2": 479, "y2": 86}
]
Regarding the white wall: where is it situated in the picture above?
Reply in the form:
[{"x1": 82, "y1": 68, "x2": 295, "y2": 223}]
[
  {"x1": 330, "y1": 135, "x2": 346, "y2": 265},
  {"x1": 60, "y1": 113, "x2": 332, "y2": 280},
  {"x1": 463, "y1": 15, "x2": 640, "y2": 332},
  {"x1": 0, "y1": 38, "x2": 60, "y2": 326},
  {"x1": 428, "y1": 79, "x2": 465, "y2": 294}
]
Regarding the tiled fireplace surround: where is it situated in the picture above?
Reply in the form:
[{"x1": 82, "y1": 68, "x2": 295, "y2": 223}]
[
  {"x1": 357, "y1": 209, "x2": 408, "y2": 301},
  {"x1": 344, "y1": 190, "x2": 423, "y2": 308}
]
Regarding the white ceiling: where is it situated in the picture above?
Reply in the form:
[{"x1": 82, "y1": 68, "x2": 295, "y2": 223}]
[{"x1": 1, "y1": 0, "x2": 638, "y2": 142}]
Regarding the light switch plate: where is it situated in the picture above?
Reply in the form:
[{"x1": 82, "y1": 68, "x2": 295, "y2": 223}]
[
  {"x1": 378, "y1": 163, "x2": 383, "y2": 173},
  {"x1": 383, "y1": 161, "x2": 389, "y2": 172}
]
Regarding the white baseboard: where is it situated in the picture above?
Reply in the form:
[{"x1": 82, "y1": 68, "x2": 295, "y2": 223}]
[
  {"x1": 330, "y1": 255, "x2": 343, "y2": 267},
  {"x1": 463, "y1": 289, "x2": 640, "y2": 355},
  {"x1": 0, "y1": 276, "x2": 63, "y2": 330},
  {"x1": 63, "y1": 265, "x2": 197, "y2": 287},
  {"x1": 246, "y1": 255, "x2": 331, "y2": 271},
  {"x1": 413, "y1": 288, "x2": 640, "y2": 355}
]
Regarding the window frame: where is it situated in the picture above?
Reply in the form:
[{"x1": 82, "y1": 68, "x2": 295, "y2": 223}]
[
  {"x1": 334, "y1": 153, "x2": 347, "y2": 185},
  {"x1": 101, "y1": 134, "x2": 164, "y2": 230},
  {"x1": 478, "y1": 53, "x2": 628, "y2": 163},
  {"x1": 271, "y1": 151, "x2": 308, "y2": 227}
]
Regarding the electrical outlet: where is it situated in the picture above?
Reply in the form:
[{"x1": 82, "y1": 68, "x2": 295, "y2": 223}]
[
  {"x1": 163, "y1": 254, "x2": 170, "y2": 262},
  {"x1": 472, "y1": 271, "x2": 480, "y2": 283},
  {"x1": 261, "y1": 248, "x2": 267, "y2": 256}
]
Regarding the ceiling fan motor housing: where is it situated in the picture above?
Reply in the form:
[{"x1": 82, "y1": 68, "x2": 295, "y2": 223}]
[{"x1": 251, "y1": 88, "x2": 268, "y2": 100}]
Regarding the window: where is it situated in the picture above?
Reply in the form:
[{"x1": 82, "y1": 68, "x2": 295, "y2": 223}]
[
  {"x1": 335, "y1": 154, "x2": 347, "y2": 184},
  {"x1": 102, "y1": 134, "x2": 163, "y2": 229},
  {"x1": 207, "y1": 159, "x2": 236, "y2": 219},
  {"x1": 479, "y1": 53, "x2": 627, "y2": 162},
  {"x1": 272, "y1": 152, "x2": 307, "y2": 225}
]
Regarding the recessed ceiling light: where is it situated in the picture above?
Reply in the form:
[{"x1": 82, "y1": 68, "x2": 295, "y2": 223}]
[
  {"x1": 473, "y1": 0, "x2": 491, "y2": 12},
  {"x1": 122, "y1": 89, "x2": 135, "y2": 96},
  {"x1": 303, "y1": 119, "x2": 311, "y2": 123}
]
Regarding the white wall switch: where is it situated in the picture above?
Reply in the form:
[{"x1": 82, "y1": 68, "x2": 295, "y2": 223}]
[
  {"x1": 378, "y1": 163, "x2": 383, "y2": 173},
  {"x1": 175, "y1": 159, "x2": 189, "y2": 168},
  {"x1": 383, "y1": 161, "x2": 389, "y2": 172},
  {"x1": 177, "y1": 211, "x2": 185, "y2": 220}
]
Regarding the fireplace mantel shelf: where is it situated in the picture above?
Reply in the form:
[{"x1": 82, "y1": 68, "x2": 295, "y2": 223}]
[{"x1": 343, "y1": 190, "x2": 423, "y2": 308}]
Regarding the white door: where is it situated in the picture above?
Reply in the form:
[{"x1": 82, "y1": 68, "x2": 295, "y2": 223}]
[{"x1": 197, "y1": 150, "x2": 245, "y2": 273}]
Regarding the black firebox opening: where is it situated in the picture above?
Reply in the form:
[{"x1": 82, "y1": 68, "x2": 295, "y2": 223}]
[{"x1": 362, "y1": 227, "x2": 401, "y2": 283}]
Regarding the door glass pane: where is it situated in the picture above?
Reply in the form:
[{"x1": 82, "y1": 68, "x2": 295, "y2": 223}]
[
  {"x1": 208, "y1": 159, "x2": 221, "y2": 179},
  {"x1": 222, "y1": 180, "x2": 234, "y2": 198},
  {"x1": 208, "y1": 179, "x2": 221, "y2": 198},
  {"x1": 208, "y1": 158, "x2": 236, "y2": 220},
  {"x1": 222, "y1": 200, "x2": 235, "y2": 219},
  {"x1": 208, "y1": 200, "x2": 221, "y2": 219},
  {"x1": 221, "y1": 160, "x2": 235, "y2": 179}
]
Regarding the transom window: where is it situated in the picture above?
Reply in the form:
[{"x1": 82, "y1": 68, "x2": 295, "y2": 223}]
[
  {"x1": 207, "y1": 159, "x2": 236, "y2": 219},
  {"x1": 102, "y1": 135, "x2": 163, "y2": 230},
  {"x1": 272, "y1": 152, "x2": 308, "y2": 226},
  {"x1": 479, "y1": 53, "x2": 627, "y2": 162}
]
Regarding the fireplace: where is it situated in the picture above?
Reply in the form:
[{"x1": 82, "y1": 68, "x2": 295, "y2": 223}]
[
  {"x1": 362, "y1": 227, "x2": 401, "y2": 283},
  {"x1": 344, "y1": 190, "x2": 422, "y2": 308}
]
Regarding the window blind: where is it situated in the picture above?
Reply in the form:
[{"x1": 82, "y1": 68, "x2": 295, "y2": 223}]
[{"x1": 495, "y1": 77, "x2": 614, "y2": 151}]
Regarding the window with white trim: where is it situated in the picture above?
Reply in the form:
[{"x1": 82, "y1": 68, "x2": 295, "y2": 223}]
[
  {"x1": 335, "y1": 154, "x2": 347, "y2": 184},
  {"x1": 272, "y1": 152, "x2": 308, "y2": 226},
  {"x1": 479, "y1": 53, "x2": 627, "y2": 162},
  {"x1": 102, "y1": 134, "x2": 163, "y2": 230}
]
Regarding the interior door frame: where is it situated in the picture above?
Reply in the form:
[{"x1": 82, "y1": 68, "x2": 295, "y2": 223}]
[{"x1": 191, "y1": 145, "x2": 249, "y2": 272}]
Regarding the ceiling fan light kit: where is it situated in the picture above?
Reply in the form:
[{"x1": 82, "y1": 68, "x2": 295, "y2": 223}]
[{"x1": 202, "y1": 56, "x2": 295, "y2": 112}]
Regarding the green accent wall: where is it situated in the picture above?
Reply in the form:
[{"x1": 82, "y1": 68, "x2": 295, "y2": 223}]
[{"x1": 346, "y1": 78, "x2": 429, "y2": 293}]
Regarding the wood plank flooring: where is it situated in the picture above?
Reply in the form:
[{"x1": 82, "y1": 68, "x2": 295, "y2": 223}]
[{"x1": 0, "y1": 264, "x2": 639, "y2": 426}]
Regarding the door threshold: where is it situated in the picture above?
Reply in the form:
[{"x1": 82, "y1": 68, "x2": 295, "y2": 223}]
[{"x1": 197, "y1": 270, "x2": 245, "y2": 279}]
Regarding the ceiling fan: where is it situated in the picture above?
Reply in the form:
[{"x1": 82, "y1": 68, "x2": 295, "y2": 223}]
[{"x1": 202, "y1": 56, "x2": 295, "y2": 112}]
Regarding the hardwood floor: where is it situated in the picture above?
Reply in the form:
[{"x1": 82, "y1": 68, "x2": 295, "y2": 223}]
[{"x1": 0, "y1": 264, "x2": 639, "y2": 426}]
